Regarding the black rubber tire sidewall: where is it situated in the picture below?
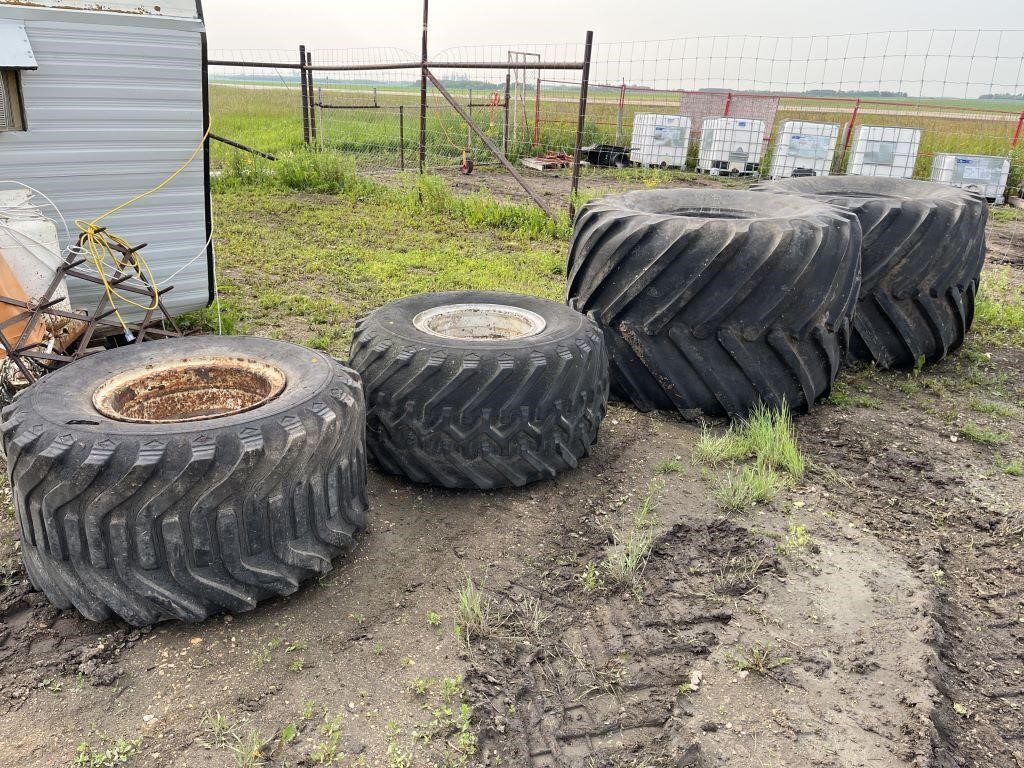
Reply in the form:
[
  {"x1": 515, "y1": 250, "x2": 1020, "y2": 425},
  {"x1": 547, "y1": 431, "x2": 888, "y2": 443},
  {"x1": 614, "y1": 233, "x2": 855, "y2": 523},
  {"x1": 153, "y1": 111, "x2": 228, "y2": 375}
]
[
  {"x1": 351, "y1": 291, "x2": 609, "y2": 489},
  {"x1": 1, "y1": 336, "x2": 368, "y2": 626}
]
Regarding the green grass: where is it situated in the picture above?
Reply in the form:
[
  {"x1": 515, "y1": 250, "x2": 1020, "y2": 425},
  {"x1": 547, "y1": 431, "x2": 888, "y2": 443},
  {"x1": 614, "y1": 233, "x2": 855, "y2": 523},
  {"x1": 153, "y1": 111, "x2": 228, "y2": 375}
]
[
  {"x1": 960, "y1": 421, "x2": 1010, "y2": 444},
  {"x1": 694, "y1": 405, "x2": 805, "y2": 512},
  {"x1": 693, "y1": 404, "x2": 806, "y2": 480},
  {"x1": 193, "y1": 166, "x2": 569, "y2": 356},
  {"x1": 827, "y1": 378, "x2": 882, "y2": 409},
  {"x1": 455, "y1": 578, "x2": 499, "y2": 643},
  {"x1": 729, "y1": 641, "x2": 791, "y2": 676},
  {"x1": 996, "y1": 455, "x2": 1024, "y2": 476},
  {"x1": 969, "y1": 397, "x2": 1017, "y2": 418},
  {"x1": 604, "y1": 528, "x2": 654, "y2": 586},
  {"x1": 990, "y1": 206, "x2": 1024, "y2": 223},
  {"x1": 974, "y1": 267, "x2": 1024, "y2": 347},
  {"x1": 655, "y1": 457, "x2": 681, "y2": 474},
  {"x1": 213, "y1": 150, "x2": 571, "y2": 239},
  {"x1": 713, "y1": 463, "x2": 786, "y2": 511}
]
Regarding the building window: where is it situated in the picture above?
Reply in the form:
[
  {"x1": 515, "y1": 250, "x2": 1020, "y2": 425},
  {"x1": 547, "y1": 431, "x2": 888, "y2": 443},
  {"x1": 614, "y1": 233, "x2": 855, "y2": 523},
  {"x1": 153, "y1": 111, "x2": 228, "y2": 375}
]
[{"x1": 0, "y1": 69, "x2": 26, "y2": 132}]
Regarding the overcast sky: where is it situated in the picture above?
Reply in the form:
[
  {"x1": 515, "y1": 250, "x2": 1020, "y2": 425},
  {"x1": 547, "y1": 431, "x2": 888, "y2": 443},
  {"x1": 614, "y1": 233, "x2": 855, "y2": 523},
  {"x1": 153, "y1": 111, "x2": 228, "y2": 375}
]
[
  {"x1": 203, "y1": 1, "x2": 1024, "y2": 52},
  {"x1": 202, "y1": 1, "x2": 1024, "y2": 96}
]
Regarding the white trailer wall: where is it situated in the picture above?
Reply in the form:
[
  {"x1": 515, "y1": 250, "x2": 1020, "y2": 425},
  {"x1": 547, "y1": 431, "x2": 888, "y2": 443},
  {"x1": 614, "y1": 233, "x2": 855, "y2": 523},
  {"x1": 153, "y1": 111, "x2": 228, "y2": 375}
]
[{"x1": 0, "y1": 3, "x2": 212, "y2": 318}]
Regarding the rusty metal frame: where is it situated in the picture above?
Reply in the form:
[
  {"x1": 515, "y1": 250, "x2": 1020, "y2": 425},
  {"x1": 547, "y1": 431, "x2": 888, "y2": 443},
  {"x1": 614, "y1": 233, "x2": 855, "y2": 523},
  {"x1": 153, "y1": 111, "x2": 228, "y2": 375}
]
[
  {"x1": 210, "y1": 133, "x2": 277, "y2": 160},
  {"x1": 568, "y1": 31, "x2": 594, "y2": 220},
  {"x1": 0, "y1": 239, "x2": 182, "y2": 385}
]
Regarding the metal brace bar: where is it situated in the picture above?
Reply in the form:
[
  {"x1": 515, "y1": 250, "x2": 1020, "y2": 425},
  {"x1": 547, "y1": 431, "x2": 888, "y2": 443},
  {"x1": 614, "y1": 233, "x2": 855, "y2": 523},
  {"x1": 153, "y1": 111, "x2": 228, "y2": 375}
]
[
  {"x1": 425, "y1": 68, "x2": 556, "y2": 220},
  {"x1": 207, "y1": 60, "x2": 585, "y2": 71}
]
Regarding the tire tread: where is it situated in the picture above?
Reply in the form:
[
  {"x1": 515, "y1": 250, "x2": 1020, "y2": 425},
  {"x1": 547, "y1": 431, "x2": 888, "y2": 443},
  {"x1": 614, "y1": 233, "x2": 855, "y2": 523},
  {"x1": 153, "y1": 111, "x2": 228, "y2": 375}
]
[{"x1": 1, "y1": 358, "x2": 368, "y2": 626}]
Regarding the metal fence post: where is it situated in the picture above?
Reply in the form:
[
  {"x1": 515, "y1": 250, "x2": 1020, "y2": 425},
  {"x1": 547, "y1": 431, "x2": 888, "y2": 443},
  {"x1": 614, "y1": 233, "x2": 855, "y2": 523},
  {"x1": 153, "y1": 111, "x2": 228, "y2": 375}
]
[
  {"x1": 306, "y1": 50, "x2": 317, "y2": 145},
  {"x1": 569, "y1": 31, "x2": 594, "y2": 220},
  {"x1": 1012, "y1": 110, "x2": 1024, "y2": 149},
  {"x1": 533, "y1": 74, "x2": 541, "y2": 147},
  {"x1": 426, "y1": 69, "x2": 555, "y2": 219},
  {"x1": 399, "y1": 105, "x2": 405, "y2": 171},
  {"x1": 299, "y1": 44, "x2": 309, "y2": 146},
  {"x1": 837, "y1": 98, "x2": 861, "y2": 173},
  {"x1": 503, "y1": 74, "x2": 511, "y2": 155},
  {"x1": 615, "y1": 80, "x2": 625, "y2": 143},
  {"x1": 419, "y1": 0, "x2": 428, "y2": 173}
]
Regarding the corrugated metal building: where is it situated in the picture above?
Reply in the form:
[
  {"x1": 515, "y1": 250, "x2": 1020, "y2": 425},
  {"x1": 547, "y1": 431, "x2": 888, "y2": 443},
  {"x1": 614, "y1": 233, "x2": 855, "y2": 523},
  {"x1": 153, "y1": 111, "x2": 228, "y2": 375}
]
[{"x1": 0, "y1": 0, "x2": 212, "y2": 317}]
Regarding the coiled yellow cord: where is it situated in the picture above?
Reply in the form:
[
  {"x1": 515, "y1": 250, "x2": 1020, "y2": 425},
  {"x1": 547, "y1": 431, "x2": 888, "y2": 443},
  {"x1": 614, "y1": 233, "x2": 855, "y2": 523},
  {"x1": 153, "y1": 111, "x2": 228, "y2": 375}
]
[{"x1": 75, "y1": 125, "x2": 211, "y2": 332}]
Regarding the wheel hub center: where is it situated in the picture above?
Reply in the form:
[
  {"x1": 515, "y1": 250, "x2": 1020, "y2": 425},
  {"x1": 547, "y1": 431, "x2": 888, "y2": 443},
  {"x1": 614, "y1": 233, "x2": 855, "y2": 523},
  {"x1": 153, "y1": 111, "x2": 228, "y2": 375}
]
[{"x1": 412, "y1": 303, "x2": 546, "y2": 340}]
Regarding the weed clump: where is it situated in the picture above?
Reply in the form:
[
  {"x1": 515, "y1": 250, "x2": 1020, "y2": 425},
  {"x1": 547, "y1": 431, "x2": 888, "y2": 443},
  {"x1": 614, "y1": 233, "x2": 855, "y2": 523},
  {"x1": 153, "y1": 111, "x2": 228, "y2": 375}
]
[
  {"x1": 960, "y1": 421, "x2": 1009, "y2": 444},
  {"x1": 693, "y1": 403, "x2": 805, "y2": 479},
  {"x1": 996, "y1": 455, "x2": 1023, "y2": 476},
  {"x1": 694, "y1": 404, "x2": 806, "y2": 512},
  {"x1": 713, "y1": 463, "x2": 785, "y2": 511},
  {"x1": 729, "y1": 641, "x2": 792, "y2": 676},
  {"x1": 454, "y1": 577, "x2": 502, "y2": 645},
  {"x1": 604, "y1": 529, "x2": 654, "y2": 586},
  {"x1": 973, "y1": 267, "x2": 1024, "y2": 347}
]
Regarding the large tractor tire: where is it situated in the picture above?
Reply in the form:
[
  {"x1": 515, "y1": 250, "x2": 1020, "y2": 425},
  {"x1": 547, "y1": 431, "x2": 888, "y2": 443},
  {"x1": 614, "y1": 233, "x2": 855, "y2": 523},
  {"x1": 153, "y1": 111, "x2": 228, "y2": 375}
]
[
  {"x1": 0, "y1": 336, "x2": 368, "y2": 626},
  {"x1": 566, "y1": 189, "x2": 861, "y2": 418},
  {"x1": 753, "y1": 176, "x2": 987, "y2": 368},
  {"x1": 349, "y1": 291, "x2": 608, "y2": 489}
]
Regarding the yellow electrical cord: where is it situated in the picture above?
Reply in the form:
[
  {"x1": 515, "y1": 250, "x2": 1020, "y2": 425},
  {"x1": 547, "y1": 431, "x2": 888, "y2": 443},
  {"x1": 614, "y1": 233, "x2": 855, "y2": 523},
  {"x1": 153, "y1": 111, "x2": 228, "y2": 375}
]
[{"x1": 75, "y1": 125, "x2": 211, "y2": 332}]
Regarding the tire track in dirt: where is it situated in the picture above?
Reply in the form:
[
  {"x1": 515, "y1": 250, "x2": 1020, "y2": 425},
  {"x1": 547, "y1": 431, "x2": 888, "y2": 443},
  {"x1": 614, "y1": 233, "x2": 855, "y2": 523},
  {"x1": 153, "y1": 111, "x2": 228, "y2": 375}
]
[
  {"x1": 803, "y1": 348, "x2": 1024, "y2": 768},
  {"x1": 473, "y1": 519, "x2": 771, "y2": 767},
  {"x1": 467, "y1": 415, "x2": 944, "y2": 767}
]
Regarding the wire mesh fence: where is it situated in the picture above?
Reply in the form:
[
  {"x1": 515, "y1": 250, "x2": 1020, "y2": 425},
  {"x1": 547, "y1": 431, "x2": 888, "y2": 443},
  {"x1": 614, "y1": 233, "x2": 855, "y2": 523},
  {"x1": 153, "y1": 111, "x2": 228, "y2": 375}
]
[{"x1": 208, "y1": 29, "x2": 1024, "y2": 219}]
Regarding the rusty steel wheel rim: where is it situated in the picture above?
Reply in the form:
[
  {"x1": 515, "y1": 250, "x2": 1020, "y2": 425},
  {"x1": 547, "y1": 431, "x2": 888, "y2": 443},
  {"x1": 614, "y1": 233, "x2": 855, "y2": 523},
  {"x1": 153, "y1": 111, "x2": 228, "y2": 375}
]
[{"x1": 92, "y1": 357, "x2": 287, "y2": 424}]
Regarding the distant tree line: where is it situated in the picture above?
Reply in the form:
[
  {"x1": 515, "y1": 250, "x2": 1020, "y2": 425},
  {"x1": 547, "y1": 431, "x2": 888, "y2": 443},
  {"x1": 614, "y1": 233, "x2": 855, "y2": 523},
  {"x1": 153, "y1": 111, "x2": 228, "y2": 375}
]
[
  {"x1": 696, "y1": 87, "x2": 908, "y2": 98},
  {"x1": 979, "y1": 93, "x2": 1024, "y2": 100},
  {"x1": 803, "y1": 89, "x2": 908, "y2": 97}
]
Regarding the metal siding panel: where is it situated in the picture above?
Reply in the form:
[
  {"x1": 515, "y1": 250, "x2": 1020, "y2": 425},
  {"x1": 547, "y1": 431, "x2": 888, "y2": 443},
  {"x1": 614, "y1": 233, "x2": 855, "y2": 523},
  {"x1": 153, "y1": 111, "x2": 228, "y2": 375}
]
[
  {"x1": 0, "y1": 20, "x2": 37, "y2": 68},
  {"x1": 0, "y1": 8, "x2": 210, "y2": 319}
]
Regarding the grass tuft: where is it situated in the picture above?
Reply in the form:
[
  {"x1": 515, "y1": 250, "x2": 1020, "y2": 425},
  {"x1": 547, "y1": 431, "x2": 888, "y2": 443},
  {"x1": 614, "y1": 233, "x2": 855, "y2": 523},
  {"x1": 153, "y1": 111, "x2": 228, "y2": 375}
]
[
  {"x1": 827, "y1": 378, "x2": 882, "y2": 409},
  {"x1": 712, "y1": 462, "x2": 786, "y2": 511},
  {"x1": 730, "y1": 641, "x2": 792, "y2": 676},
  {"x1": 655, "y1": 457, "x2": 682, "y2": 474},
  {"x1": 604, "y1": 529, "x2": 654, "y2": 586},
  {"x1": 455, "y1": 577, "x2": 500, "y2": 644},
  {"x1": 960, "y1": 421, "x2": 1010, "y2": 444},
  {"x1": 973, "y1": 267, "x2": 1024, "y2": 347},
  {"x1": 996, "y1": 455, "x2": 1024, "y2": 476},
  {"x1": 693, "y1": 404, "x2": 805, "y2": 479},
  {"x1": 969, "y1": 396, "x2": 1017, "y2": 418}
]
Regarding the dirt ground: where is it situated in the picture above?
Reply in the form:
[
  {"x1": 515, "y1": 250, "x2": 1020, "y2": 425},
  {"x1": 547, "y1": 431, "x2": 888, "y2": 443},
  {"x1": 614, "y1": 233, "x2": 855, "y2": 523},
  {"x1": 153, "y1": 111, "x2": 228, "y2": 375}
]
[{"x1": 0, "y1": 220, "x2": 1021, "y2": 768}]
